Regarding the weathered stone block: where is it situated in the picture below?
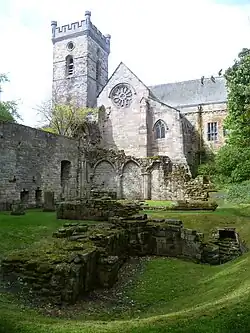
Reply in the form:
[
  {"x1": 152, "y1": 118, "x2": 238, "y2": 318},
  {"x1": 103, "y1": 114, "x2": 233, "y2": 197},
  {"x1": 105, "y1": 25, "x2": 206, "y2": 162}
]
[
  {"x1": 10, "y1": 201, "x2": 25, "y2": 216},
  {"x1": 43, "y1": 191, "x2": 55, "y2": 212}
]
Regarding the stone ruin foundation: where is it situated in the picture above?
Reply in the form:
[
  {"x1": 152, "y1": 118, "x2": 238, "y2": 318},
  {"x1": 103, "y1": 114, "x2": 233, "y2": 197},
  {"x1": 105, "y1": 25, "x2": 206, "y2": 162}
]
[{"x1": 0, "y1": 199, "x2": 246, "y2": 306}]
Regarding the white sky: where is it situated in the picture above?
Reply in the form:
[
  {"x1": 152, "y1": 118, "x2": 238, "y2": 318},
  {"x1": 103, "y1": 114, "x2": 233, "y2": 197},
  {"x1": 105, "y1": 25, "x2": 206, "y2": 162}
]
[{"x1": 0, "y1": 0, "x2": 250, "y2": 127}]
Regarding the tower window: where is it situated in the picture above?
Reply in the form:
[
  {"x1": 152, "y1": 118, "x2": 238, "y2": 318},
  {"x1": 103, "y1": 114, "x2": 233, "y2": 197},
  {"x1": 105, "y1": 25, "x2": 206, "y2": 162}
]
[
  {"x1": 67, "y1": 41, "x2": 74, "y2": 51},
  {"x1": 207, "y1": 122, "x2": 218, "y2": 141},
  {"x1": 154, "y1": 120, "x2": 167, "y2": 139},
  {"x1": 66, "y1": 55, "x2": 74, "y2": 76}
]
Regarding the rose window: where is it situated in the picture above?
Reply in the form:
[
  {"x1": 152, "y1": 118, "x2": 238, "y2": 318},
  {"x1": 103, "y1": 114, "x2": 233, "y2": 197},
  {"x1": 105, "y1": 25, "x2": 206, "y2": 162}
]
[{"x1": 110, "y1": 84, "x2": 133, "y2": 108}]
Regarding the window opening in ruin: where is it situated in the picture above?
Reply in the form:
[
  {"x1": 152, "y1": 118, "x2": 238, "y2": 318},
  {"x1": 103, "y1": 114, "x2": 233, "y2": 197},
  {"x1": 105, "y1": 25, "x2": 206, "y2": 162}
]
[
  {"x1": 20, "y1": 190, "x2": 29, "y2": 204},
  {"x1": 66, "y1": 55, "x2": 74, "y2": 76},
  {"x1": 154, "y1": 120, "x2": 166, "y2": 139},
  {"x1": 35, "y1": 188, "x2": 42, "y2": 208},
  {"x1": 61, "y1": 160, "x2": 71, "y2": 189},
  {"x1": 207, "y1": 122, "x2": 218, "y2": 141}
]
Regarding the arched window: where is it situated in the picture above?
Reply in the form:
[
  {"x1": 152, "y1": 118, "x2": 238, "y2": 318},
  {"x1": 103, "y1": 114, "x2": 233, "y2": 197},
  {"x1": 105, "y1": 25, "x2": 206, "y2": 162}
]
[
  {"x1": 154, "y1": 120, "x2": 167, "y2": 139},
  {"x1": 65, "y1": 55, "x2": 74, "y2": 76}
]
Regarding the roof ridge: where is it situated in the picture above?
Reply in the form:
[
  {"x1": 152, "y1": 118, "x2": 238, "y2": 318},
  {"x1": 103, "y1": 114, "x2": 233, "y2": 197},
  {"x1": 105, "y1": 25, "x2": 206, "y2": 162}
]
[{"x1": 150, "y1": 76, "x2": 225, "y2": 87}]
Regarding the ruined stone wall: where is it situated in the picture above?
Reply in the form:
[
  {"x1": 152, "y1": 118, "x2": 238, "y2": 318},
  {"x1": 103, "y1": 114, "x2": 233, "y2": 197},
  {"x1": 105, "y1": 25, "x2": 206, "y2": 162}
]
[
  {"x1": 0, "y1": 122, "x2": 79, "y2": 209},
  {"x1": 149, "y1": 161, "x2": 192, "y2": 201},
  {"x1": 2, "y1": 213, "x2": 243, "y2": 305},
  {"x1": 86, "y1": 149, "x2": 207, "y2": 201}
]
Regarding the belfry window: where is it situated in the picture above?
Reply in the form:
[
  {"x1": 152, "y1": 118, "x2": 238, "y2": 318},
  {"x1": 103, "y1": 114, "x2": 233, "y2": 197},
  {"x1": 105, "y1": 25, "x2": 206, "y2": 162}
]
[
  {"x1": 154, "y1": 120, "x2": 166, "y2": 139},
  {"x1": 66, "y1": 55, "x2": 74, "y2": 76}
]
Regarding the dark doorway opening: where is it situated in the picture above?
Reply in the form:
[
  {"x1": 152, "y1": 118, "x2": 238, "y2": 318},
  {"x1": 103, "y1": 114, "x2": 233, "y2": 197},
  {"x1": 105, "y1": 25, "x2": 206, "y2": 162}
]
[
  {"x1": 20, "y1": 189, "x2": 29, "y2": 206},
  {"x1": 35, "y1": 188, "x2": 42, "y2": 208},
  {"x1": 219, "y1": 229, "x2": 236, "y2": 240}
]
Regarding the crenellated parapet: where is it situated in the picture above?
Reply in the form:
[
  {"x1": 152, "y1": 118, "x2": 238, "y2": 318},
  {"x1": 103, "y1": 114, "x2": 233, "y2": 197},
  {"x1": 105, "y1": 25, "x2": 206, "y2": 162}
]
[{"x1": 51, "y1": 11, "x2": 111, "y2": 53}]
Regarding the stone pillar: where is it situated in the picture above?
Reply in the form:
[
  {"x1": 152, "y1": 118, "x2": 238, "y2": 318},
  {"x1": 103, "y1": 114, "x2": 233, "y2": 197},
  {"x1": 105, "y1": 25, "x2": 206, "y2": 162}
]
[
  {"x1": 117, "y1": 174, "x2": 123, "y2": 199},
  {"x1": 142, "y1": 172, "x2": 150, "y2": 200},
  {"x1": 138, "y1": 98, "x2": 149, "y2": 157},
  {"x1": 79, "y1": 161, "x2": 85, "y2": 198}
]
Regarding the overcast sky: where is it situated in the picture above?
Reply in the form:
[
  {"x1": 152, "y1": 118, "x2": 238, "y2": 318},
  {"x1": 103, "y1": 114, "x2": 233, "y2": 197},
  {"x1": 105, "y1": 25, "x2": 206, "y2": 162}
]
[{"x1": 0, "y1": 0, "x2": 250, "y2": 127}]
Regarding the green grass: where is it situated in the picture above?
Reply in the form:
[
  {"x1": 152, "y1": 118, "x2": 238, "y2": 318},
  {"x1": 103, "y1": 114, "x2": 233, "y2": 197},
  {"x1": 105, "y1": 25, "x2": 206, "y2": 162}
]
[
  {"x1": 1, "y1": 206, "x2": 250, "y2": 332},
  {"x1": 144, "y1": 200, "x2": 174, "y2": 207}
]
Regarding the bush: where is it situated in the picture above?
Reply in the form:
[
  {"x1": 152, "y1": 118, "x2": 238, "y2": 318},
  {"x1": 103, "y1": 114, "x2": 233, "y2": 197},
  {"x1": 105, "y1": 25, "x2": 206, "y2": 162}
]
[
  {"x1": 198, "y1": 162, "x2": 217, "y2": 176},
  {"x1": 215, "y1": 145, "x2": 250, "y2": 178},
  {"x1": 227, "y1": 180, "x2": 250, "y2": 203},
  {"x1": 231, "y1": 159, "x2": 250, "y2": 182}
]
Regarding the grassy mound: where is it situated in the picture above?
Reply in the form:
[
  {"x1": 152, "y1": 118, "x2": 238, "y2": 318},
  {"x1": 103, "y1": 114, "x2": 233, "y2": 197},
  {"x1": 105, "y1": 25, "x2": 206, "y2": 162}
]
[{"x1": 1, "y1": 207, "x2": 250, "y2": 332}]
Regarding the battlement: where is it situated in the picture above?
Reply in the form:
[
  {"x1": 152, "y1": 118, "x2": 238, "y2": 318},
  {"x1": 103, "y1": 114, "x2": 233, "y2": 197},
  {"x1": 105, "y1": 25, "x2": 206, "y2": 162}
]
[{"x1": 51, "y1": 11, "x2": 111, "y2": 53}]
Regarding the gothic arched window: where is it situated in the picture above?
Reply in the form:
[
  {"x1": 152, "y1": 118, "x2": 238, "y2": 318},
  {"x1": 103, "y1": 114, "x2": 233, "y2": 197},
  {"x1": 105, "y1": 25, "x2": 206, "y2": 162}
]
[
  {"x1": 65, "y1": 55, "x2": 74, "y2": 76},
  {"x1": 154, "y1": 120, "x2": 167, "y2": 139}
]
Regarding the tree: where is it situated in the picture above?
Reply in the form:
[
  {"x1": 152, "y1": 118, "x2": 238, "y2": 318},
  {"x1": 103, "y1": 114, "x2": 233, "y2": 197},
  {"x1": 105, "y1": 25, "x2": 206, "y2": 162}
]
[
  {"x1": 0, "y1": 74, "x2": 22, "y2": 122},
  {"x1": 224, "y1": 48, "x2": 250, "y2": 146},
  {"x1": 36, "y1": 79, "x2": 99, "y2": 137},
  {"x1": 36, "y1": 100, "x2": 98, "y2": 137}
]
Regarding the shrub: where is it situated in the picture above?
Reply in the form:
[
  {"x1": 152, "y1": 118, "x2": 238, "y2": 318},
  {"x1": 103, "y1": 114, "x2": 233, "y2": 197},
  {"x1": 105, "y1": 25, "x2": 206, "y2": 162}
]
[
  {"x1": 198, "y1": 162, "x2": 217, "y2": 176},
  {"x1": 215, "y1": 145, "x2": 249, "y2": 177},
  {"x1": 227, "y1": 180, "x2": 250, "y2": 203},
  {"x1": 231, "y1": 159, "x2": 250, "y2": 182}
]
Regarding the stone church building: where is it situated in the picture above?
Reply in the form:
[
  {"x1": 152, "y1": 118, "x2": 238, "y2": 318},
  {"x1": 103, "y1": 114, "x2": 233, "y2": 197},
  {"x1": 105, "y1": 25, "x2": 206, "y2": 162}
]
[
  {"x1": 0, "y1": 11, "x2": 228, "y2": 209},
  {"x1": 52, "y1": 11, "x2": 227, "y2": 163}
]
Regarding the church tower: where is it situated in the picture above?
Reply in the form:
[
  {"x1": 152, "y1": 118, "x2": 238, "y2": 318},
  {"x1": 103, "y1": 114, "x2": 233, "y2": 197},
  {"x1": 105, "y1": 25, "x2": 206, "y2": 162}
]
[{"x1": 51, "y1": 11, "x2": 111, "y2": 108}]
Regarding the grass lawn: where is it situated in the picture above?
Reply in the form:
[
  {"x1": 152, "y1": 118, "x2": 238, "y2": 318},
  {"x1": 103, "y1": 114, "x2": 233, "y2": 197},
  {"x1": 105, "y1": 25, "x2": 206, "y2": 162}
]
[{"x1": 1, "y1": 206, "x2": 250, "y2": 332}]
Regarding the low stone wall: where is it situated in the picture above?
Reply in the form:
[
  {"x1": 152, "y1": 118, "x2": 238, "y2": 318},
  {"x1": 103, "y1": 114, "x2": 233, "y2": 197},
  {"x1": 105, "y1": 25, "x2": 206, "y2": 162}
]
[
  {"x1": 56, "y1": 199, "x2": 141, "y2": 220},
  {"x1": 0, "y1": 215, "x2": 245, "y2": 306},
  {"x1": 143, "y1": 200, "x2": 218, "y2": 211},
  {"x1": 90, "y1": 190, "x2": 117, "y2": 200}
]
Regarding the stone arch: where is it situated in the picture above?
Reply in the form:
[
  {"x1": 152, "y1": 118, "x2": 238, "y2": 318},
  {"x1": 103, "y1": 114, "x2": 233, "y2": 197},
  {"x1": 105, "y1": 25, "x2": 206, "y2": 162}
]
[
  {"x1": 122, "y1": 161, "x2": 142, "y2": 199},
  {"x1": 92, "y1": 160, "x2": 117, "y2": 193}
]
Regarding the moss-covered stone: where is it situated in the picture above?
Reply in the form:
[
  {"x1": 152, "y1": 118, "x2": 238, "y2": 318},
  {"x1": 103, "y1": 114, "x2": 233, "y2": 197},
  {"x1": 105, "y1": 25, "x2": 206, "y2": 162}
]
[
  {"x1": 143, "y1": 200, "x2": 218, "y2": 211},
  {"x1": 0, "y1": 215, "x2": 245, "y2": 306},
  {"x1": 56, "y1": 198, "x2": 140, "y2": 221}
]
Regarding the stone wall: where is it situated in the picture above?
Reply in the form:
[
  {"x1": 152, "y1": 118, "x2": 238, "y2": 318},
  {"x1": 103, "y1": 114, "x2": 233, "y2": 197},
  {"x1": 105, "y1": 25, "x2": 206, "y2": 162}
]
[
  {"x1": 86, "y1": 149, "x2": 208, "y2": 201},
  {"x1": 0, "y1": 121, "x2": 209, "y2": 210},
  {"x1": 1, "y1": 213, "x2": 244, "y2": 306},
  {"x1": 0, "y1": 122, "x2": 79, "y2": 209},
  {"x1": 149, "y1": 99, "x2": 187, "y2": 164},
  {"x1": 98, "y1": 63, "x2": 152, "y2": 158},
  {"x1": 56, "y1": 199, "x2": 141, "y2": 221},
  {"x1": 181, "y1": 103, "x2": 227, "y2": 153}
]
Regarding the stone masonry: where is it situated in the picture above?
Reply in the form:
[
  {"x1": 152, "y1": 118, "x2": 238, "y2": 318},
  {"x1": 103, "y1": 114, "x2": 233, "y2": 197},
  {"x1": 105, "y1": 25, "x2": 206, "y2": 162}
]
[
  {"x1": 51, "y1": 11, "x2": 110, "y2": 108},
  {"x1": 1, "y1": 207, "x2": 245, "y2": 306},
  {"x1": 0, "y1": 122, "x2": 79, "y2": 210}
]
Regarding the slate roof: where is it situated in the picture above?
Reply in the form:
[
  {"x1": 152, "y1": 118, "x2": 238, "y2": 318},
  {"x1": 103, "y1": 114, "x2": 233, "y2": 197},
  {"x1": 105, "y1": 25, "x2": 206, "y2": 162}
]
[{"x1": 149, "y1": 76, "x2": 227, "y2": 108}]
